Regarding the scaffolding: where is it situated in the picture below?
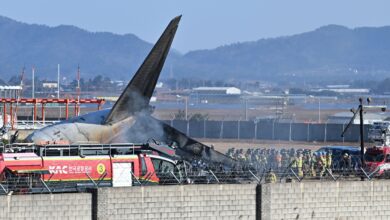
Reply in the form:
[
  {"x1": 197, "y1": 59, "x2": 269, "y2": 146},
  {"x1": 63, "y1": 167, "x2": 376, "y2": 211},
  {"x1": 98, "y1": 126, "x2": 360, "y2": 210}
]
[{"x1": 0, "y1": 98, "x2": 105, "y2": 129}]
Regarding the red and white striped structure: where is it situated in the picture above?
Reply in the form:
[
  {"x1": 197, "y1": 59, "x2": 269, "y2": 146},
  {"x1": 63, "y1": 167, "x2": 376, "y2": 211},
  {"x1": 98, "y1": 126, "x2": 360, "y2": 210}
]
[{"x1": 0, "y1": 98, "x2": 105, "y2": 129}]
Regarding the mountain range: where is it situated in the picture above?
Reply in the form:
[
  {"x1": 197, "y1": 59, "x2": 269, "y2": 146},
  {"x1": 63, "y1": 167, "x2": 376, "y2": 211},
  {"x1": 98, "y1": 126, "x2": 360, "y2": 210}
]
[{"x1": 1, "y1": 15, "x2": 390, "y2": 84}]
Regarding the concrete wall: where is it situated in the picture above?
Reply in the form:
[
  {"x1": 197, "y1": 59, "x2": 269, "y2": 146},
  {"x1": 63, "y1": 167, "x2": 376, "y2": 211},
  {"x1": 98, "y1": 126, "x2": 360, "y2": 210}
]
[
  {"x1": 4, "y1": 181, "x2": 390, "y2": 220},
  {"x1": 97, "y1": 184, "x2": 257, "y2": 220},
  {"x1": 260, "y1": 181, "x2": 390, "y2": 220},
  {"x1": 0, "y1": 193, "x2": 91, "y2": 220}
]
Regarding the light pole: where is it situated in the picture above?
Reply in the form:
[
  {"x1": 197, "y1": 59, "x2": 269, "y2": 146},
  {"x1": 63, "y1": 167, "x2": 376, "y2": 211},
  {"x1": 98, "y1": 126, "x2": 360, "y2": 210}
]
[
  {"x1": 184, "y1": 96, "x2": 188, "y2": 121},
  {"x1": 176, "y1": 95, "x2": 188, "y2": 120},
  {"x1": 309, "y1": 95, "x2": 320, "y2": 122},
  {"x1": 244, "y1": 97, "x2": 248, "y2": 121},
  {"x1": 318, "y1": 97, "x2": 321, "y2": 123}
]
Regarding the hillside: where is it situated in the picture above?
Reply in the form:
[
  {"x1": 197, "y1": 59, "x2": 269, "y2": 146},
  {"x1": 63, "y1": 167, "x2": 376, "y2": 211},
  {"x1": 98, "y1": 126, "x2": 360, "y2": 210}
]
[
  {"x1": 176, "y1": 25, "x2": 390, "y2": 83},
  {"x1": 0, "y1": 16, "x2": 180, "y2": 80},
  {"x1": 1, "y1": 16, "x2": 390, "y2": 84}
]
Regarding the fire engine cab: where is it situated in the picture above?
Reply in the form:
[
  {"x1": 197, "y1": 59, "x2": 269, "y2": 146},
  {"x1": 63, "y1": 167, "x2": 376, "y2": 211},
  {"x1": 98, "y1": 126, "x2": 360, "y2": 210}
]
[
  {"x1": 364, "y1": 146, "x2": 390, "y2": 176},
  {"x1": 0, "y1": 142, "x2": 186, "y2": 193},
  {"x1": 365, "y1": 121, "x2": 390, "y2": 177}
]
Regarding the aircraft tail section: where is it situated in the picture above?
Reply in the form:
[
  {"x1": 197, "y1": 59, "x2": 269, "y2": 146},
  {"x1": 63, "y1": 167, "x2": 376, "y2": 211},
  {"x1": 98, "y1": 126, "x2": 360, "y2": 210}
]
[{"x1": 104, "y1": 15, "x2": 181, "y2": 124}]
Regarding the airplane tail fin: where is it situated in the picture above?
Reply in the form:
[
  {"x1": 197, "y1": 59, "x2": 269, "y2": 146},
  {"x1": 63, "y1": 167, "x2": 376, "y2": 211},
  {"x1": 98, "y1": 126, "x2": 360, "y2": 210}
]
[{"x1": 104, "y1": 15, "x2": 181, "y2": 124}]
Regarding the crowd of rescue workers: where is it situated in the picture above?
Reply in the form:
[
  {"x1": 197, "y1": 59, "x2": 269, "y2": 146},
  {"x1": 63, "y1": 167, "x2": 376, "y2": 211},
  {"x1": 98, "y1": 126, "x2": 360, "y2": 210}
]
[{"x1": 224, "y1": 148, "x2": 358, "y2": 183}]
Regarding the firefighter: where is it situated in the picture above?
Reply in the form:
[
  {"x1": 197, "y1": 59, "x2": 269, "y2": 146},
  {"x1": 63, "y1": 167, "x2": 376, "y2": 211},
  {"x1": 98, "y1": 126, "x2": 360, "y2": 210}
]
[
  {"x1": 311, "y1": 152, "x2": 318, "y2": 177},
  {"x1": 303, "y1": 151, "x2": 311, "y2": 176},
  {"x1": 237, "y1": 149, "x2": 245, "y2": 161},
  {"x1": 326, "y1": 150, "x2": 332, "y2": 174},
  {"x1": 265, "y1": 168, "x2": 277, "y2": 183},
  {"x1": 297, "y1": 152, "x2": 304, "y2": 177},
  {"x1": 290, "y1": 151, "x2": 298, "y2": 174},
  {"x1": 341, "y1": 152, "x2": 352, "y2": 175},
  {"x1": 275, "y1": 150, "x2": 282, "y2": 171},
  {"x1": 225, "y1": 148, "x2": 234, "y2": 158},
  {"x1": 319, "y1": 152, "x2": 327, "y2": 177},
  {"x1": 281, "y1": 150, "x2": 290, "y2": 169},
  {"x1": 260, "y1": 151, "x2": 268, "y2": 168}
]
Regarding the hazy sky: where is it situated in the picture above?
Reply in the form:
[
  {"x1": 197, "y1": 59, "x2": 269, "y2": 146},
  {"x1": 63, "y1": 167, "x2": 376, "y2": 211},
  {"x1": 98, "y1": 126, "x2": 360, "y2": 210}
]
[{"x1": 0, "y1": 0, "x2": 389, "y2": 52}]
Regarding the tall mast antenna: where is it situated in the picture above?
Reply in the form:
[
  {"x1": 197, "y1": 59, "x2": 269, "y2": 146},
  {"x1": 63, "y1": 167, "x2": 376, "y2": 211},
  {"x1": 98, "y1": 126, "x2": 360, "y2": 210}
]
[
  {"x1": 77, "y1": 65, "x2": 80, "y2": 101},
  {"x1": 32, "y1": 66, "x2": 35, "y2": 98},
  {"x1": 57, "y1": 64, "x2": 60, "y2": 99}
]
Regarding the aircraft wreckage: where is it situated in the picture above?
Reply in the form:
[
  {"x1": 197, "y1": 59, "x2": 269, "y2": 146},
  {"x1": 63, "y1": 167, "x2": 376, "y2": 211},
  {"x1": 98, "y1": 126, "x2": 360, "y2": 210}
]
[{"x1": 24, "y1": 15, "x2": 241, "y2": 173}]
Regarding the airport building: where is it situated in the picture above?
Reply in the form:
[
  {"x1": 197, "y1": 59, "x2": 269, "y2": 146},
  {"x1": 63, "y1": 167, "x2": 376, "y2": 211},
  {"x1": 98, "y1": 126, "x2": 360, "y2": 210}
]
[
  {"x1": 190, "y1": 87, "x2": 241, "y2": 104},
  {"x1": 0, "y1": 85, "x2": 22, "y2": 98},
  {"x1": 327, "y1": 112, "x2": 390, "y2": 124}
]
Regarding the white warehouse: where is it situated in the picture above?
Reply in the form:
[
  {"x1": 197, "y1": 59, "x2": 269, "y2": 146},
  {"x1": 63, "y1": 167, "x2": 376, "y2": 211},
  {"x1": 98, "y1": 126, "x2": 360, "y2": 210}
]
[{"x1": 191, "y1": 87, "x2": 241, "y2": 104}]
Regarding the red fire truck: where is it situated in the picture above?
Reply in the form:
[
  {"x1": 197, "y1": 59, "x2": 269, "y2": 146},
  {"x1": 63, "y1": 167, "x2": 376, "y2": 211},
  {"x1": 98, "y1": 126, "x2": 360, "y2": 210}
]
[
  {"x1": 0, "y1": 142, "x2": 185, "y2": 192},
  {"x1": 365, "y1": 146, "x2": 390, "y2": 177},
  {"x1": 365, "y1": 121, "x2": 390, "y2": 177}
]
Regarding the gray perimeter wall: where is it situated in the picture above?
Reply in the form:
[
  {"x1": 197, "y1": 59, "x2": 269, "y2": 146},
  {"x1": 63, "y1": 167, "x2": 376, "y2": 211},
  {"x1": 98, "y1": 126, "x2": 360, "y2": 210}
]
[
  {"x1": 162, "y1": 120, "x2": 368, "y2": 143},
  {"x1": 97, "y1": 184, "x2": 257, "y2": 220},
  {"x1": 3, "y1": 182, "x2": 390, "y2": 220},
  {"x1": 260, "y1": 181, "x2": 390, "y2": 220},
  {"x1": 0, "y1": 193, "x2": 91, "y2": 220}
]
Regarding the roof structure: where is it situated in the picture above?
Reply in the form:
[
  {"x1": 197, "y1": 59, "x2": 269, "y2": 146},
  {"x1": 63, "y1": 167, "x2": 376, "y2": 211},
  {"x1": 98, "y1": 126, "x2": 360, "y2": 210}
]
[{"x1": 192, "y1": 87, "x2": 241, "y2": 95}]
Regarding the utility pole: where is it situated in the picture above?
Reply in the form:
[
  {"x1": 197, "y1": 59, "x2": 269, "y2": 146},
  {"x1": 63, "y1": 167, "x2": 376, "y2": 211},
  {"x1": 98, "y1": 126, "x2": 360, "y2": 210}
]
[
  {"x1": 244, "y1": 98, "x2": 248, "y2": 121},
  {"x1": 358, "y1": 97, "x2": 365, "y2": 168},
  {"x1": 185, "y1": 96, "x2": 188, "y2": 121},
  {"x1": 318, "y1": 97, "x2": 321, "y2": 123},
  {"x1": 77, "y1": 65, "x2": 80, "y2": 101},
  {"x1": 57, "y1": 64, "x2": 60, "y2": 99},
  {"x1": 32, "y1": 67, "x2": 35, "y2": 98},
  {"x1": 342, "y1": 97, "x2": 387, "y2": 172},
  {"x1": 76, "y1": 65, "x2": 81, "y2": 116}
]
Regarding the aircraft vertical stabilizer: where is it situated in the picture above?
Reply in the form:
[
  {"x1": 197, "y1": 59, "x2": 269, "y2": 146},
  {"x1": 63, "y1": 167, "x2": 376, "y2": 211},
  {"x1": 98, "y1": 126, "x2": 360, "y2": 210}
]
[{"x1": 104, "y1": 15, "x2": 181, "y2": 124}]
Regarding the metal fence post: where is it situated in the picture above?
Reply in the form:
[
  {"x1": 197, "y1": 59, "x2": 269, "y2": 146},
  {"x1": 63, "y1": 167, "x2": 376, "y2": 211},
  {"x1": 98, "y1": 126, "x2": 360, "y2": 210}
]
[
  {"x1": 238, "y1": 119, "x2": 240, "y2": 140},
  {"x1": 272, "y1": 119, "x2": 275, "y2": 140},
  {"x1": 203, "y1": 119, "x2": 206, "y2": 138},
  {"x1": 220, "y1": 120, "x2": 224, "y2": 139},
  {"x1": 186, "y1": 120, "x2": 189, "y2": 136},
  {"x1": 254, "y1": 121, "x2": 258, "y2": 140},
  {"x1": 324, "y1": 121, "x2": 327, "y2": 142},
  {"x1": 307, "y1": 123, "x2": 310, "y2": 142}
]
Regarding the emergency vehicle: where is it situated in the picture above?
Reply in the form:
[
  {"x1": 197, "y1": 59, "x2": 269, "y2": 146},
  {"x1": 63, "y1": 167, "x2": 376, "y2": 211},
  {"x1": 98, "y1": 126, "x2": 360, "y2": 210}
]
[
  {"x1": 368, "y1": 121, "x2": 390, "y2": 146},
  {"x1": 0, "y1": 142, "x2": 186, "y2": 193},
  {"x1": 365, "y1": 121, "x2": 390, "y2": 177},
  {"x1": 364, "y1": 146, "x2": 390, "y2": 176}
]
